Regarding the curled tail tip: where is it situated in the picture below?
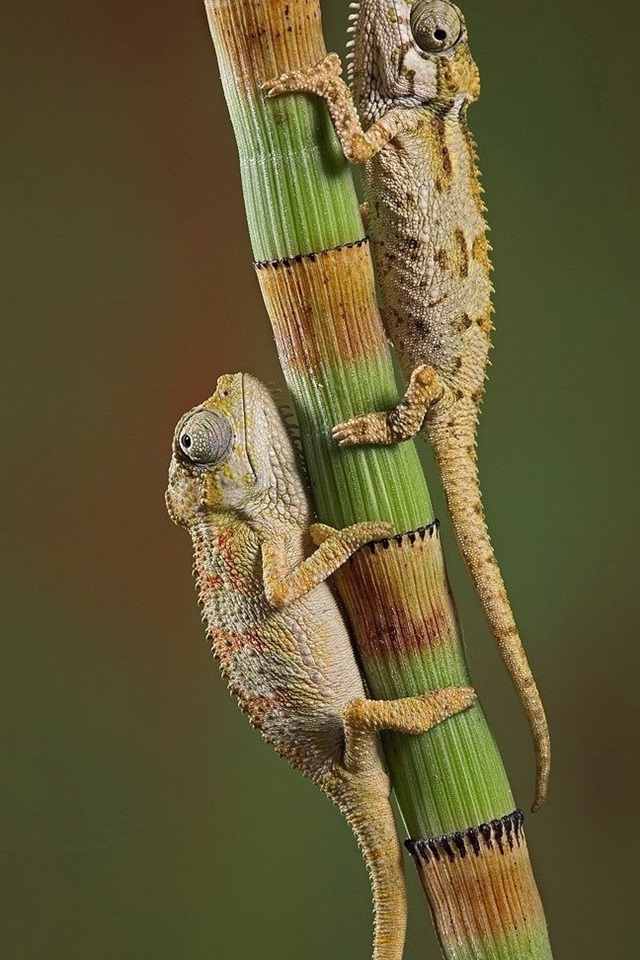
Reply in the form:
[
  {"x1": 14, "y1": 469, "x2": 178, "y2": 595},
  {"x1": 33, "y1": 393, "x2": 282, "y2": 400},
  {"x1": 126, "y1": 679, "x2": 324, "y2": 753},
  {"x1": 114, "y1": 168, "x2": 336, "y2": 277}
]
[
  {"x1": 531, "y1": 793, "x2": 545, "y2": 814},
  {"x1": 531, "y1": 783, "x2": 549, "y2": 813},
  {"x1": 531, "y1": 761, "x2": 550, "y2": 813}
]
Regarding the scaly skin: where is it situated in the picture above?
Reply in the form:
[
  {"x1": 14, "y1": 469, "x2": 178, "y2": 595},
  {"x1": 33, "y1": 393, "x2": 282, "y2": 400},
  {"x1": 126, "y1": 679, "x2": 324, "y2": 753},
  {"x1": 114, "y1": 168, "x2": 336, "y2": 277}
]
[
  {"x1": 263, "y1": 0, "x2": 550, "y2": 811},
  {"x1": 166, "y1": 372, "x2": 476, "y2": 960}
]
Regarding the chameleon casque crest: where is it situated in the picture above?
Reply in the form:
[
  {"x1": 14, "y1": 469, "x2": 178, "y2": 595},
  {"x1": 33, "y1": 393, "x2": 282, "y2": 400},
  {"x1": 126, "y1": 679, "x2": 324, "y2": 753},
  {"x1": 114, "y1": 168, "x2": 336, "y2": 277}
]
[
  {"x1": 167, "y1": 372, "x2": 475, "y2": 960},
  {"x1": 263, "y1": 0, "x2": 550, "y2": 811}
]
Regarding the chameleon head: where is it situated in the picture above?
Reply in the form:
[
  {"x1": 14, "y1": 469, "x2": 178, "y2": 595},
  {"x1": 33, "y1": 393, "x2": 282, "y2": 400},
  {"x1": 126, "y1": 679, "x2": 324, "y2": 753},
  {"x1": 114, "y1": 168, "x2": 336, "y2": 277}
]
[
  {"x1": 350, "y1": 0, "x2": 480, "y2": 121},
  {"x1": 166, "y1": 373, "x2": 306, "y2": 527}
]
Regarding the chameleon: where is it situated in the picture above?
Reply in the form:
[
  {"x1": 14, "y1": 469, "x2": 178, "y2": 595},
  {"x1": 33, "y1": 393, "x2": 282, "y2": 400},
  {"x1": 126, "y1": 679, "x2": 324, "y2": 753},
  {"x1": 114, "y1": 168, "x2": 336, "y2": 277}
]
[
  {"x1": 262, "y1": 0, "x2": 550, "y2": 811},
  {"x1": 166, "y1": 371, "x2": 476, "y2": 960}
]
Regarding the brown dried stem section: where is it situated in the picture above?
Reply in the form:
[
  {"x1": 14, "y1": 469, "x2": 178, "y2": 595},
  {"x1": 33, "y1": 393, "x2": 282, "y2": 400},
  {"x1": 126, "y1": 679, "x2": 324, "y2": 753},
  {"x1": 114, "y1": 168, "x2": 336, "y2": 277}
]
[
  {"x1": 255, "y1": 241, "x2": 387, "y2": 371},
  {"x1": 338, "y1": 523, "x2": 464, "y2": 664},
  {"x1": 209, "y1": 0, "x2": 326, "y2": 94}
]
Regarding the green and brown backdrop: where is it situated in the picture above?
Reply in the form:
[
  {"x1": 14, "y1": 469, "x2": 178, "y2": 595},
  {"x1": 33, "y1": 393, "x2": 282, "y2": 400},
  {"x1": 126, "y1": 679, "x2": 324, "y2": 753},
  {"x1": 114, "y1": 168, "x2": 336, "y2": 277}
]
[{"x1": 2, "y1": 0, "x2": 638, "y2": 957}]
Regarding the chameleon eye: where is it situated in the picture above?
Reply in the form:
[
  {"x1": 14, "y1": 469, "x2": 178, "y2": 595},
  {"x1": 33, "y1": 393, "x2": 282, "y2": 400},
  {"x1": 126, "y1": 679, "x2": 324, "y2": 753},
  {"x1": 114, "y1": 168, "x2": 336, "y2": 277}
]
[
  {"x1": 178, "y1": 409, "x2": 233, "y2": 466},
  {"x1": 410, "y1": 0, "x2": 463, "y2": 53}
]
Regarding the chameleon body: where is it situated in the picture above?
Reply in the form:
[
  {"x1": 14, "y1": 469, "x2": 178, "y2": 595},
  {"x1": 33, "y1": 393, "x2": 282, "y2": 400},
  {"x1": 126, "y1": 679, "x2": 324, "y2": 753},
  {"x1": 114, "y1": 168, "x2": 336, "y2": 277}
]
[
  {"x1": 166, "y1": 372, "x2": 475, "y2": 960},
  {"x1": 263, "y1": 0, "x2": 549, "y2": 810}
]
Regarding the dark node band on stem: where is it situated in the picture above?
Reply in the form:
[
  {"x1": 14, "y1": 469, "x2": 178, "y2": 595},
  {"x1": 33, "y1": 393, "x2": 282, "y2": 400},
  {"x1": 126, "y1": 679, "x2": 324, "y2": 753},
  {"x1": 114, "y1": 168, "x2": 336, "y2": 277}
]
[{"x1": 405, "y1": 809, "x2": 525, "y2": 864}]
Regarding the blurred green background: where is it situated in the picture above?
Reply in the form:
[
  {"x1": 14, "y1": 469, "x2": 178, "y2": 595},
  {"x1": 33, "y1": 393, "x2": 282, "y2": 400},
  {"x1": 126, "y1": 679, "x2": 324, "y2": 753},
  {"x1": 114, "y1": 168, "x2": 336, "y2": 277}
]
[{"x1": 2, "y1": 0, "x2": 638, "y2": 957}]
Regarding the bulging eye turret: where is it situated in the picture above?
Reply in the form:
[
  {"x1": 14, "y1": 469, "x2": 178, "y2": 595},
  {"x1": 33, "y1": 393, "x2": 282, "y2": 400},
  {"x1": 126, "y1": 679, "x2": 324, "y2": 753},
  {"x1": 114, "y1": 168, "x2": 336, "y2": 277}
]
[
  {"x1": 410, "y1": 0, "x2": 463, "y2": 53},
  {"x1": 177, "y1": 409, "x2": 233, "y2": 466}
]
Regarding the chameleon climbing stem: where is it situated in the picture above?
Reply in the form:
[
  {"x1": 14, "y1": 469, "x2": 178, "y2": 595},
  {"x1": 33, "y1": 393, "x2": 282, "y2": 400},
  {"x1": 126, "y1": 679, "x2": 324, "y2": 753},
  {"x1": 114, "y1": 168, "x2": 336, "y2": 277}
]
[
  {"x1": 203, "y1": 1, "x2": 553, "y2": 958},
  {"x1": 167, "y1": 373, "x2": 480, "y2": 960}
]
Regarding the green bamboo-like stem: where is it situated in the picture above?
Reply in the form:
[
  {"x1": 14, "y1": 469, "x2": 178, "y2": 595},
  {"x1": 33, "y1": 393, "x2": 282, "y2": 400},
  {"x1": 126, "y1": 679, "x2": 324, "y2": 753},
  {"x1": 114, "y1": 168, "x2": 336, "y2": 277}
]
[{"x1": 203, "y1": 1, "x2": 552, "y2": 957}]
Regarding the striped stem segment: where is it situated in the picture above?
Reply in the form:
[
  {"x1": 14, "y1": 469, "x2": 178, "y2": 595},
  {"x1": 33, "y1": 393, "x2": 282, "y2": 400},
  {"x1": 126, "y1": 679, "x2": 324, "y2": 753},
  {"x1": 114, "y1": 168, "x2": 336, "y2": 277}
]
[
  {"x1": 407, "y1": 812, "x2": 549, "y2": 960},
  {"x1": 254, "y1": 242, "x2": 432, "y2": 530},
  {"x1": 204, "y1": 0, "x2": 552, "y2": 956}
]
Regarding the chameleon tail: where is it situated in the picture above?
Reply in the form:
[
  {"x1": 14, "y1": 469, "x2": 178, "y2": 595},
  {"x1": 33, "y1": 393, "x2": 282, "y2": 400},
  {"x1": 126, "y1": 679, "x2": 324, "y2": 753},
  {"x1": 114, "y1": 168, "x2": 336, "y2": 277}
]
[
  {"x1": 343, "y1": 789, "x2": 407, "y2": 960},
  {"x1": 430, "y1": 421, "x2": 550, "y2": 811}
]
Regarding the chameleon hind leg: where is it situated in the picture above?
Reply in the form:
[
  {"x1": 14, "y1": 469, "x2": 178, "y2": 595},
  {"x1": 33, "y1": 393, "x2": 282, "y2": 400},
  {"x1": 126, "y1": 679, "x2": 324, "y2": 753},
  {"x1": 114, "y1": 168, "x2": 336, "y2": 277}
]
[
  {"x1": 338, "y1": 687, "x2": 475, "y2": 960},
  {"x1": 307, "y1": 529, "x2": 476, "y2": 773},
  {"x1": 333, "y1": 364, "x2": 448, "y2": 447},
  {"x1": 342, "y1": 687, "x2": 476, "y2": 774}
]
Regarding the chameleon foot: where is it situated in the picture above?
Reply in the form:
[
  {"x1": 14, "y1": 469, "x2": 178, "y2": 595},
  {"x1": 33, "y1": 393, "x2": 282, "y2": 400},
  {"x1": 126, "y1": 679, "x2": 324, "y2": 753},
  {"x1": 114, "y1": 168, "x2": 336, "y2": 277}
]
[
  {"x1": 343, "y1": 687, "x2": 477, "y2": 773},
  {"x1": 332, "y1": 411, "x2": 398, "y2": 447},
  {"x1": 261, "y1": 52, "x2": 342, "y2": 99},
  {"x1": 333, "y1": 365, "x2": 447, "y2": 447},
  {"x1": 309, "y1": 520, "x2": 391, "y2": 549}
]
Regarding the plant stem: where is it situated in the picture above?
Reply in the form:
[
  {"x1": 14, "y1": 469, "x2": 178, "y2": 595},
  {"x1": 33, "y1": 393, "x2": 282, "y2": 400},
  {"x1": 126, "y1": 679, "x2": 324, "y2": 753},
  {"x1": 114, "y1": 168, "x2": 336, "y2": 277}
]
[{"x1": 203, "y1": 1, "x2": 553, "y2": 956}]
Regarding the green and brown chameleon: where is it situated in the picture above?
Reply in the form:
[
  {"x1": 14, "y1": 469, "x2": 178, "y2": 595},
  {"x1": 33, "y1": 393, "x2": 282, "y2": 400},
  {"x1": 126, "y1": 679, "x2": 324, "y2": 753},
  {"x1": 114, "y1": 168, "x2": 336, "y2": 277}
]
[
  {"x1": 166, "y1": 372, "x2": 476, "y2": 960},
  {"x1": 262, "y1": 0, "x2": 550, "y2": 810}
]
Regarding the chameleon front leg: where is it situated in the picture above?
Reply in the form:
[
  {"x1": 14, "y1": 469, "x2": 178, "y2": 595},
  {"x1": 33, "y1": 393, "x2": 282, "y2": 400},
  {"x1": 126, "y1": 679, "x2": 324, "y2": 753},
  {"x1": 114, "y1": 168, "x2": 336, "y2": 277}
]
[
  {"x1": 343, "y1": 687, "x2": 477, "y2": 774},
  {"x1": 261, "y1": 54, "x2": 419, "y2": 164},
  {"x1": 262, "y1": 520, "x2": 391, "y2": 608},
  {"x1": 333, "y1": 364, "x2": 449, "y2": 447}
]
